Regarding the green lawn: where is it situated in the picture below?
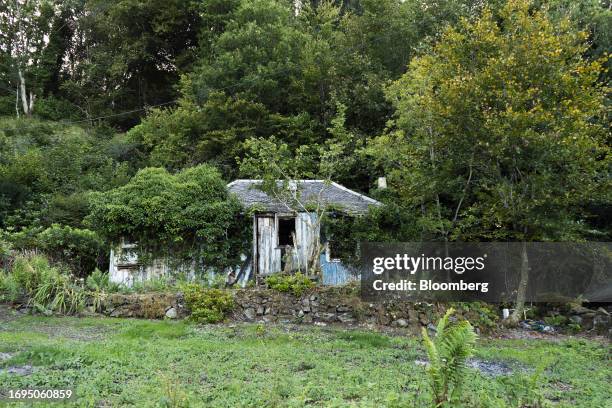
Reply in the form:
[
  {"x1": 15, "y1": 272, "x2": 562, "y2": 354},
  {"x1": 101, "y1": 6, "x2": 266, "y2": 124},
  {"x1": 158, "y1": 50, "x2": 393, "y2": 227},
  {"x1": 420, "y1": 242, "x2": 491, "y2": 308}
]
[{"x1": 0, "y1": 312, "x2": 609, "y2": 407}]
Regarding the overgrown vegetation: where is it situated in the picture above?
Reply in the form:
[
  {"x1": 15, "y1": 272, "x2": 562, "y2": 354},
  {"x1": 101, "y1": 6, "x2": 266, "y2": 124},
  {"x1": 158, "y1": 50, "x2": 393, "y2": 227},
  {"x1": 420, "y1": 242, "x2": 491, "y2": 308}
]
[
  {"x1": 0, "y1": 253, "x2": 85, "y2": 314},
  {"x1": 182, "y1": 284, "x2": 235, "y2": 324},
  {"x1": 265, "y1": 272, "x2": 315, "y2": 297},
  {"x1": 86, "y1": 164, "x2": 248, "y2": 270},
  {"x1": 422, "y1": 308, "x2": 478, "y2": 407},
  {"x1": 0, "y1": 316, "x2": 609, "y2": 407}
]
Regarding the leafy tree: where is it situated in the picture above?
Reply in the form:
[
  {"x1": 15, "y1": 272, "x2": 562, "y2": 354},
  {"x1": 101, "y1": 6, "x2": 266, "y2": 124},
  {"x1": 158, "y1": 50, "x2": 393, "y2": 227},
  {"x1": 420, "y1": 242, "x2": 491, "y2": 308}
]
[
  {"x1": 0, "y1": 119, "x2": 130, "y2": 230},
  {"x1": 371, "y1": 0, "x2": 609, "y2": 322},
  {"x1": 86, "y1": 164, "x2": 247, "y2": 271}
]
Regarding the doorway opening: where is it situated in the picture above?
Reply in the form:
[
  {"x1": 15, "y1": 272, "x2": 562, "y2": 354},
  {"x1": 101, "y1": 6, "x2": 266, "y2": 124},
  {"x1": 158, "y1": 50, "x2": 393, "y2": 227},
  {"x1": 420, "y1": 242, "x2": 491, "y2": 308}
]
[{"x1": 278, "y1": 217, "x2": 295, "y2": 246}]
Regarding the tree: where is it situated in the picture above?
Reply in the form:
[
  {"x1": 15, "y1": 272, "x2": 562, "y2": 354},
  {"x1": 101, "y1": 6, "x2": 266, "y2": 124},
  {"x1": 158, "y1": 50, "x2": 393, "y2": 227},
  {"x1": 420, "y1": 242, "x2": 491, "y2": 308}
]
[
  {"x1": 371, "y1": 0, "x2": 609, "y2": 323},
  {"x1": 0, "y1": 0, "x2": 57, "y2": 117}
]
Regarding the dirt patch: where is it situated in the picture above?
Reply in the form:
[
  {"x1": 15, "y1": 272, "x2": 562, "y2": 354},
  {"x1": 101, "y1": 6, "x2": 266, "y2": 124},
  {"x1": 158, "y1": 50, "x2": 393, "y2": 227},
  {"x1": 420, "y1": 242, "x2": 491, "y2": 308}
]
[
  {"x1": 415, "y1": 357, "x2": 526, "y2": 377},
  {"x1": 0, "y1": 352, "x2": 34, "y2": 376}
]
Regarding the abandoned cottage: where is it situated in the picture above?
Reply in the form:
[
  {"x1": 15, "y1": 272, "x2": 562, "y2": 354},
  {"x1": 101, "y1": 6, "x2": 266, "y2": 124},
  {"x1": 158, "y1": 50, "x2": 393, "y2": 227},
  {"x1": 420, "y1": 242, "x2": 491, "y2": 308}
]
[{"x1": 109, "y1": 179, "x2": 381, "y2": 286}]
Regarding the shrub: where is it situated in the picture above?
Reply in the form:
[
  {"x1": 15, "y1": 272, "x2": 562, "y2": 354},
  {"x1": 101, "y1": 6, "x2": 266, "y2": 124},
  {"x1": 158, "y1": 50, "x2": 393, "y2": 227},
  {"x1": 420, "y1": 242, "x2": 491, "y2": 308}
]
[
  {"x1": 0, "y1": 271, "x2": 21, "y2": 302},
  {"x1": 5, "y1": 225, "x2": 105, "y2": 277},
  {"x1": 422, "y1": 307, "x2": 477, "y2": 407},
  {"x1": 182, "y1": 284, "x2": 234, "y2": 324},
  {"x1": 35, "y1": 224, "x2": 105, "y2": 277},
  {"x1": 0, "y1": 238, "x2": 12, "y2": 270},
  {"x1": 2, "y1": 253, "x2": 85, "y2": 314},
  {"x1": 86, "y1": 165, "x2": 248, "y2": 271},
  {"x1": 265, "y1": 272, "x2": 315, "y2": 297},
  {"x1": 30, "y1": 270, "x2": 85, "y2": 314},
  {"x1": 85, "y1": 268, "x2": 110, "y2": 291}
]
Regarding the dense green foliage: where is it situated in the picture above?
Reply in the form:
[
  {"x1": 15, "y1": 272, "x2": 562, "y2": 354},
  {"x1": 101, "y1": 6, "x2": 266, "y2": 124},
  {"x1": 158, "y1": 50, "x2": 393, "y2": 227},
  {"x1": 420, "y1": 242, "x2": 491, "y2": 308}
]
[
  {"x1": 0, "y1": 315, "x2": 610, "y2": 406},
  {"x1": 265, "y1": 272, "x2": 315, "y2": 297},
  {"x1": 0, "y1": 253, "x2": 85, "y2": 313},
  {"x1": 182, "y1": 284, "x2": 235, "y2": 323},
  {"x1": 0, "y1": 0, "x2": 610, "y2": 279},
  {"x1": 3, "y1": 225, "x2": 106, "y2": 277},
  {"x1": 372, "y1": 0, "x2": 609, "y2": 243},
  {"x1": 87, "y1": 164, "x2": 247, "y2": 270}
]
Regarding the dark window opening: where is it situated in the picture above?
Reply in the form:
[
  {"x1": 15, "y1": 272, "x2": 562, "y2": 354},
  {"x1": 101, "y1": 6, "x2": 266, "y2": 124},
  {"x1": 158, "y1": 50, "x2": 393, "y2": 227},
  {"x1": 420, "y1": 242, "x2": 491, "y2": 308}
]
[{"x1": 278, "y1": 217, "x2": 295, "y2": 246}]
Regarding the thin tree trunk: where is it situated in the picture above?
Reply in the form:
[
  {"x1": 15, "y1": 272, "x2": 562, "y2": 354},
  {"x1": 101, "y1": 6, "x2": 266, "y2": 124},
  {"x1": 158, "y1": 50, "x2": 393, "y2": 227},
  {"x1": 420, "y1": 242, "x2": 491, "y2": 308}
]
[
  {"x1": 15, "y1": 86, "x2": 20, "y2": 118},
  {"x1": 508, "y1": 241, "x2": 529, "y2": 325},
  {"x1": 18, "y1": 69, "x2": 30, "y2": 116}
]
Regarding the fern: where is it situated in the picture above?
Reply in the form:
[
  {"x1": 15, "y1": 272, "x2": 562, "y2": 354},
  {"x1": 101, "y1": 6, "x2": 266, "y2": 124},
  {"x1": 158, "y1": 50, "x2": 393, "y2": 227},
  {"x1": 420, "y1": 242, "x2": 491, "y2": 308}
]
[{"x1": 421, "y1": 308, "x2": 477, "y2": 407}]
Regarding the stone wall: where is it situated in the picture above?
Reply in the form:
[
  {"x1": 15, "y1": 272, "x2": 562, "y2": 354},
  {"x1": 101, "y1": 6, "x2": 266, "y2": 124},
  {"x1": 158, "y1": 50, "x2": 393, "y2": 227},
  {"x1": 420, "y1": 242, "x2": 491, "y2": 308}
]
[
  {"x1": 232, "y1": 286, "x2": 449, "y2": 329},
  {"x1": 91, "y1": 293, "x2": 187, "y2": 320},
  {"x1": 86, "y1": 287, "x2": 611, "y2": 337}
]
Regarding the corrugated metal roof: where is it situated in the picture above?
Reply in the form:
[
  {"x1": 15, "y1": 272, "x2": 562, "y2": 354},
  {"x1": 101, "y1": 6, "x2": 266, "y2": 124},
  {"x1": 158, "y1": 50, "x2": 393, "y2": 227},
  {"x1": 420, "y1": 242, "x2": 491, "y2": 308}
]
[{"x1": 227, "y1": 179, "x2": 381, "y2": 215}]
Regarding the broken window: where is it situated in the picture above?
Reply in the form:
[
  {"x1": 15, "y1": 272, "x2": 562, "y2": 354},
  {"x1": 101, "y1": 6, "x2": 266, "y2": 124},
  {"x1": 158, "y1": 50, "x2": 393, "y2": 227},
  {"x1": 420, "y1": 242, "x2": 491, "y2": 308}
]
[{"x1": 277, "y1": 217, "x2": 295, "y2": 246}]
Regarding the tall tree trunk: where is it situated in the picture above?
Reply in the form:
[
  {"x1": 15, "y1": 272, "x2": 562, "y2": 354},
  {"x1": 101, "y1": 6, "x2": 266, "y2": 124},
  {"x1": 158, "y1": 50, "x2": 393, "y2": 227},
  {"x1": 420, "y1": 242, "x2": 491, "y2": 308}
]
[
  {"x1": 18, "y1": 69, "x2": 32, "y2": 116},
  {"x1": 15, "y1": 86, "x2": 20, "y2": 118},
  {"x1": 508, "y1": 241, "x2": 529, "y2": 325}
]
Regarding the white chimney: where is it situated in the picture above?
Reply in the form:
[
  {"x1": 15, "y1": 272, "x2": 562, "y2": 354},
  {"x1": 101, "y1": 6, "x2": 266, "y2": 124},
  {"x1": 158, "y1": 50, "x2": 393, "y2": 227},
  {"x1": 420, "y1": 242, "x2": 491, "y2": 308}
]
[{"x1": 289, "y1": 180, "x2": 298, "y2": 197}]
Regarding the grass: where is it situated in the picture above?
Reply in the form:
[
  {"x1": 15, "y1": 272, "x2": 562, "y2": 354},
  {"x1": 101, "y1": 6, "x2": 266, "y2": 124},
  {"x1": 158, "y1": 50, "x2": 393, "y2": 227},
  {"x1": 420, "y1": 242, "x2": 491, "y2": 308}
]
[{"x1": 0, "y1": 314, "x2": 609, "y2": 407}]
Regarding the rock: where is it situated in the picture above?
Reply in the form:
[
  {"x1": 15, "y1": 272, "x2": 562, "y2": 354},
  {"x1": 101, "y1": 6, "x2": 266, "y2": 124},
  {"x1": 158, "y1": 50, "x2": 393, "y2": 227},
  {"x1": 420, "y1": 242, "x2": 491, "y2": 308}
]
[
  {"x1": 571, "y1": 305, "x2": 595, "y2": 315},
  {"x1": 419, "y1": 313, "x2": 429, "y2": 325},
  {"x1": 407, "y1": 309, "x2": 418, "y2": 322},
  {"x1": 165, "y1": 307, "x2": 177, "y2": 319},
  {"x1": 256, "y1": 305, "x2": 264, "y2": 316},
  {"x1": 309, "y1": 295, "x2": 318, "y2": 301},
  {"x1": 263, "y1": 306, "x2": 270, "y2": 315},
  {"x1": 297, "y1": 310, "x2": 305, "y2": 318},
  {"x1": 570, "y1": 315, "x2": 582, "y2": 325},
  {"x1": 336, "y1": 305, "x2": 349, "y2": 313},
  {"x1": 301, "y1": 298, "x2": 310, "y2": 307},
  {"x1": 317, "y1": 312, "x2": 336, "y2": 322},
  {"x1": 314, "y1": 321, "x2": 327, "y2": 327},
  {"x1": 244, "y1": 307, "x2": 256, "y2": 320},
  {"x1": 303, "y1": 314, "x2": 313, "y2": 323},
  {"x1": 392, "y1": 319, "x2": 409, "y2": 327},
  {"x1": 337, "y1": 313, "x2": 355, "y2": 324},
  {"x1": 593, "y1": 314, "x2": 610, "y2": 334}
]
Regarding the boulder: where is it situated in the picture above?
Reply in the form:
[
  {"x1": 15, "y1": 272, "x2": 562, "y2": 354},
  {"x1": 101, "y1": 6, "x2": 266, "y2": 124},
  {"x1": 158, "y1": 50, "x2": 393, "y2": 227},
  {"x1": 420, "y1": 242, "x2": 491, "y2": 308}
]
[
  {"x1": 244, "y1": 307, "x2": 256, "y2": 320},
  {"x1": 165, "y1": 307, "x2": 177, "y2": 319},
  {"x1": 337, "y1": 313, "x2": 355, "y2": 324},
  {"x1": 392, "y1": 319, "x2": 409, "y2": 327}
]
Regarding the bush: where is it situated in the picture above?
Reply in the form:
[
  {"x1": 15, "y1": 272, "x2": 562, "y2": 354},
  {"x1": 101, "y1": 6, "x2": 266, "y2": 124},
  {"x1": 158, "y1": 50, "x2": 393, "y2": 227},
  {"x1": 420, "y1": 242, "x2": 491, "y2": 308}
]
[
  {"x1": 86, "y1": 164, "x2": 248, "y2": 271},
  {"x1": 182, "y1": 284, "x2": 234, "y2": 324},
  {"x1": 0, "y1": 253, "x2": 85, "y2": 314},
  {"x1": 0, "y1": 271, "x2": 21, "y2": 302},
  {"x1": 0, "y1": 238, "x2": 11, "y2": 270},
  {"x1": 85, "y1": 268, "x2": 111, "y2": 291},
  {"x1": 35, "y1": 225, "x2": 105, "y2": 277},
  {"x1": 265, "y1": 272, "x2": 315, "y2": 297},
  {"x1": 422, "y1": 307, "x2": 477, "y2": 407},
  {"x1": 5, "y1": 225, "x2": 105, "y2": 277}
]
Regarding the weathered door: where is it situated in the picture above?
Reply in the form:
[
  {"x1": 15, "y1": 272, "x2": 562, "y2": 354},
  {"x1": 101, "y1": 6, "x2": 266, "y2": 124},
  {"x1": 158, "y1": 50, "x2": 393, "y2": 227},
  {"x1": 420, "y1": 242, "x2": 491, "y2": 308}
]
[
  {"x1": 295, "y1": 213, "x2": 319, "y2": 271},
  {"x1": 256, "y1": 216, "x2": 281, "y2": 275}
]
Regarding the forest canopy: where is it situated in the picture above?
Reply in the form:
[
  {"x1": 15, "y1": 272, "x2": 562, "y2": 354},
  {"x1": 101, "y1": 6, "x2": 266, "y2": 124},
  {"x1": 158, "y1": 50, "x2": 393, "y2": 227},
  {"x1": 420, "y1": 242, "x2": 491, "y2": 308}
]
[{"x1": 0, "y1": 0, "x2": 609, "y2": 278}]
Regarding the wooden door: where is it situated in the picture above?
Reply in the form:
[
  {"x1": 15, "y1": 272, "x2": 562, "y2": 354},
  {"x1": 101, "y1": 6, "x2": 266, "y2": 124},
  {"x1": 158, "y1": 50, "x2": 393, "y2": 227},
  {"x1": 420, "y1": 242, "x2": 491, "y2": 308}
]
[{"x1": 256, "y1": 216, "x2": 281, "y2": 275}]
